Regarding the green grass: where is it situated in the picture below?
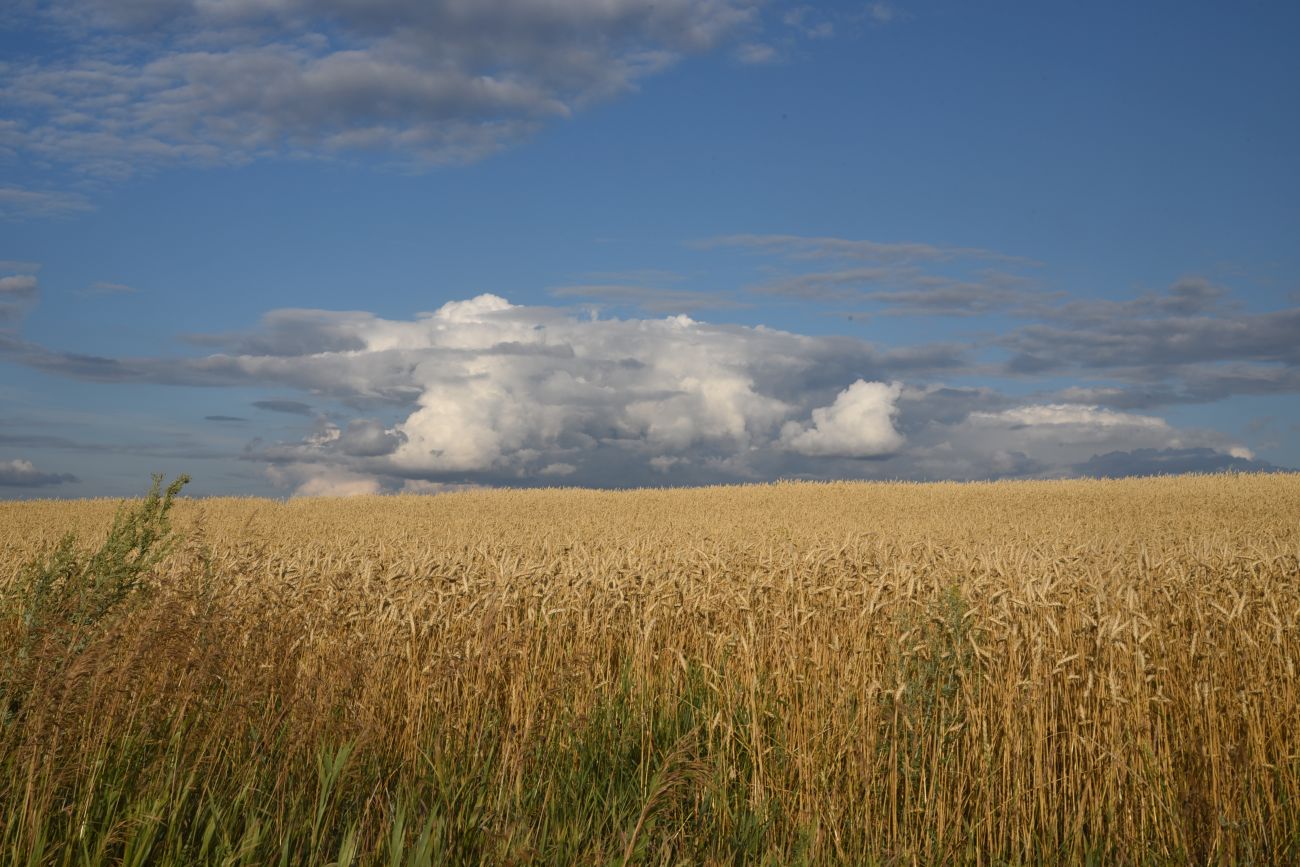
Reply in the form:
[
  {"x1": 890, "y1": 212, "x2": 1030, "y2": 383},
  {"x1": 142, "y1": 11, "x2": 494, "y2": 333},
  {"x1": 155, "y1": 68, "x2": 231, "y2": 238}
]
[{"x1": 0, "y1": 660, "x2": 803, "y2": 865}]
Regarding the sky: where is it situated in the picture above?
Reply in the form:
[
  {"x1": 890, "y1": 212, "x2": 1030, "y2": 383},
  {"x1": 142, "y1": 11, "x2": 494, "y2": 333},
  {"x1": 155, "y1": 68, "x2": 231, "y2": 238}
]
[{"x1": 1, "y1": 0, "x2": 1298, "y2": 498}]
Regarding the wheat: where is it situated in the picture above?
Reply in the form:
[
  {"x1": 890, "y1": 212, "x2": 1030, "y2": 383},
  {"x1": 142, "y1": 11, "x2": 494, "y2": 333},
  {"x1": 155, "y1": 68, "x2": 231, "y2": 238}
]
[{"x1": 0, "y1": 474, "x2": 1298, "y2": 864}]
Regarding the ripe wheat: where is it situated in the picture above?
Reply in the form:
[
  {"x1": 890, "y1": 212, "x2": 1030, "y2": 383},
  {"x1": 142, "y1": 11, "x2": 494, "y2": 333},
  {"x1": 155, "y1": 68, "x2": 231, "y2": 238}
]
[{"x1": 1, "y1": 474, "x2": 1298, "y2": 864}]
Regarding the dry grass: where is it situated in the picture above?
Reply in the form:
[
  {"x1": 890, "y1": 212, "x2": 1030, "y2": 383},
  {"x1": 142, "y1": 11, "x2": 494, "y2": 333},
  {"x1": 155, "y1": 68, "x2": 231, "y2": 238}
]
[{"x1": 1, "y1": 474, "x2": 1298, "y2": 864}]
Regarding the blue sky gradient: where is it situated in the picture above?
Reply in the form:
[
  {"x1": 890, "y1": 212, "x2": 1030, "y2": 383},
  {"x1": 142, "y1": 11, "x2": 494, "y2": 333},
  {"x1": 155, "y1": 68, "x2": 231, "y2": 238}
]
[{"x1": 2, "y1": 0, "x2": 1297, "y2": 496}]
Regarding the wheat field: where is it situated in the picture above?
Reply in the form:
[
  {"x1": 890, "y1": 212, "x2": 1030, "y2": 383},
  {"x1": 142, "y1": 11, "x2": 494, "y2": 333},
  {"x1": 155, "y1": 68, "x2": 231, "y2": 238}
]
[{"x1": 2, "y1": 474, "x2": 1298, "y2": 865}]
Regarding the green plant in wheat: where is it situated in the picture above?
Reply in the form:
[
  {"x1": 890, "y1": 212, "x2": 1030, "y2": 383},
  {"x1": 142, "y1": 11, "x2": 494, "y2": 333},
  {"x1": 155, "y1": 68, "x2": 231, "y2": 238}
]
[
  {"x1": 882, "y1": 584, "x2": 973, "y2": 801},
  {"x1": 1, "y1": 473, "x2": 189, "y2": 724}
]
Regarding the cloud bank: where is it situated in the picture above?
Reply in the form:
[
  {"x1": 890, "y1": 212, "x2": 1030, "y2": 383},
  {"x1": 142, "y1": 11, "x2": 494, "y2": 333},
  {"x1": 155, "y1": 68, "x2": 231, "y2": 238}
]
[
  {"x1": 237, "y1": 294, "x2": 927, "y2": 489},
  {"x1": 3, "y1": 290, "x2": 1273, "y2": 495}
]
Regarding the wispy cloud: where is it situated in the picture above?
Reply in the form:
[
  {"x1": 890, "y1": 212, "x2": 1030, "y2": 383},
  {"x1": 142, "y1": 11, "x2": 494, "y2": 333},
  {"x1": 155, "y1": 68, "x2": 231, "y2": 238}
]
[
  {"x1": 701, "y1": 233, "x2": 1034, "y2": 266},
  {"x1": 0, "y1": 272, "x2": 39, "y2": 322},
  {"x1": 735, "y1": 42, "x2": 780, "y2": 65},
  {"x1": 0, "y1": 186, "x2": 93, "y2": 219},
  {"x1": 704, "y1": 233, "x2": 1049, "y2": 317},
  {"x1": 252, "y1": 399, "x2": 315, "y2": 416},
  {"x1": 782, "y1": 6, "x2": 835, "y2": 39},
  {"x1": 750, "y1": 267, "x2": 1048, "y2": 316},
  {"x1": 0, "y1": 429, "x2": 230, "y2": 460},
  {"x1": 868, "y1": 2, "x2": 903, "y2": 25},
  {"x1": 1, "y1": 0, "x2": 762, "y2": 177}
]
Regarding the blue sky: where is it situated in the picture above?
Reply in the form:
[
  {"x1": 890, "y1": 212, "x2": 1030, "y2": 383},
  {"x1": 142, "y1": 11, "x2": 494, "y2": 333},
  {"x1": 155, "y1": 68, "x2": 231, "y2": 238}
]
[{"x1": 1, "y1": 0, "x2": 1297, "y2": 497}]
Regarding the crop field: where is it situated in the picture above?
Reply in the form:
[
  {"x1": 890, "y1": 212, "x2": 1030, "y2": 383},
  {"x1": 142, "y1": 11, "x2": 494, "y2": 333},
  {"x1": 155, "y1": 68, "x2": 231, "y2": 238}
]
[{"x1": 1, "y1": 474, "x2": 1299, "y2": 865}]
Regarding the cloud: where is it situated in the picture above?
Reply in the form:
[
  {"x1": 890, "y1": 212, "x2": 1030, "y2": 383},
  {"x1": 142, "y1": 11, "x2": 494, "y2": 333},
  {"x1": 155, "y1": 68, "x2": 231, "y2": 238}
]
[
  {"x1": 267, "y1": 463, "x2": 381, "y2": 497},
  {"x1": 2, "y1": 0, "x2": 761, "y2": 177},
  {"x1": 184, "y1": 308, "x2": 374, "y2": 357},
  {"x1": 0, "y1": 428, "x2": 229, "y2": 460},
  {"x1": 0, "y1": 432, "x2": 87, "y2": 450},
  {"x1": 1004, "y1": 276, "x2": 1294, "y2": 369},
  {"x1": 0, "y1": 272, "x2": 39, "y2": 322},
  {"x1": 752, "y1": 267, "x2": 1047, "y2": 316},
  {"x1": 1030, "y1": 276, "x2": 1239, "y2": 324},
  {"x1": 1, "y1": 292, "x2": 967, "y2": 391},
  {"x1": 0, "y1": 187, "x2": 94, "y2": 219},
  {"x1": 335, "y1": 418, "x2": 406, "y2": 457},
  {"x1": 0, "y1": 332, "x2": 150, "y2": 382},
  {"x1": 820, "y1": 399, "x2": 1263, "y2": 482},
  {"x1": 7, "y1": 292, "x2": 960, "y2": 483},
  {"x1": 0, "y1": 261, "x2": 41, "y2": 273},
  {"x1": 0, "y1": 275, "x2": 38, "y2": 300},
  {"x1": 703, "y1": 233, "x2": 1030, "y2": 265},
  {"x1": 868, "y1": 3, "x2": 901, "y2": 24},
  {"x1": 991, "y1": 276, "x2": 1300, "y2": 408},
  {"x1": 252, "y1": 399, "x2": 314, "y2": 415},
  {"x1": 735, "y1": 42, "x2": 779, "y2": 64},
  {"x1": 982, "y1": 403, "x2": 1174, "y2": 431},
  {"x1": 901, "y1": 403, "x2": 1244, "y2": 479},
  {"x1": 1073, "y1": 447, "x2": 1288, "y2": 478},
  {"x1": 782, "y1": 7, "x2": 834, "y2": 38},
  {"x1": 0, "y1": 293, "x2": 1270, "y2": 488},
  {"x1": 779, "y1": 380, "x2": 903, "y2": 457},
  {"x1": 732, "y1": 4, "x2": 845, "y2": 66},
  {"x1": 0, "y1": 458, "x2": 78, "y2": 487},
  {"x1": 1047, "y1": 363, "x2": 1300, "y2": 409},
  {"x1": 708, "y1": 233, "x2": 1048, "y2": 318},
  {"x1": 1005, "y1": 307, "x2": 1300, "y2": 369},
  {"x1": 204, "y1": 414, "x2": 248, "y2": 422},
  {"x1": 1157, "y1": 277, "x2": 1231, "y2": 315}
]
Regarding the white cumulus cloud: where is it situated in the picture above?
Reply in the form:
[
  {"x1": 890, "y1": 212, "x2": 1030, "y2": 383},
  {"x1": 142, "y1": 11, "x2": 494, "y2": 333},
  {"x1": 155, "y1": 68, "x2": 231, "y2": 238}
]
[{"x1": 779, "y1": 380, "x2": 904, "y2": 457}]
